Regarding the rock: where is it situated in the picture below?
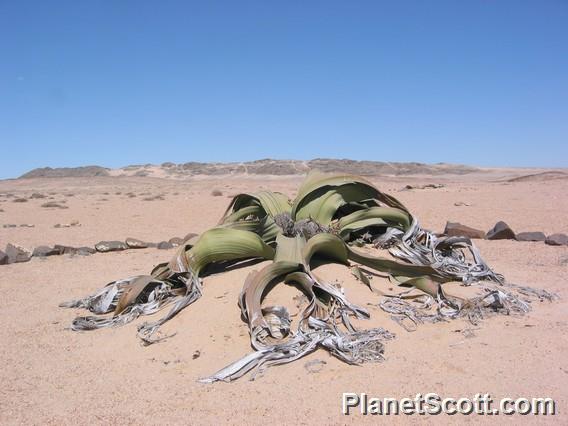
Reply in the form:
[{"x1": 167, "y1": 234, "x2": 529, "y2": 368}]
[
  {"x1": 168, "y1": 237, "x2": 184, "y2": 247},
  {"x1": 516, "y1": 232, "x2": 546, "y2": 242},
  {"x1": 13, "y1": 198, "x2": 28, "y2": 203},
  {"x1": 402, "y1": 183, "x2": 444, "y2": 191},
  {"x1": 53, "y1": 245, "x2": 78, "y2": 255},
  {"x1": 545, "y1": 233, "x2": 568, "y2": 246},
  {"x1": 157, "y1": 241, "x2": 174, "y2": 250},
  {"x1": 183, "y1": 232, "x2": 199, "y2": 242},
  {"x1": 41, "y1": 202, "x2": 68, "y2": 209},
  {"x1": 0, "y1": 250, "x2": 8, "y2": 265},
  {"x1": 3, "y1": 224, "x2": 17, "y2": 228},
  {"x1": 125, "y1": 238, "x2": 149, "y2": 249},
  {"x1": 95, "y1": 241, "x2": 128, "y2": 252},
  {"x1": 454, "y1": 201, "x2": 471, "y2": 207},
  {"x1": 32, "y1": 245, "x2": 62, "y2": 257},
  {"x1": 486, "y1": 221, "x2": 516, "y2": 240},
  {"x1": 30, "y1": 192, "x2": 46, "y2": 199},
  {"x1": 304, "y1": 359, "x2": 327, "y2": 373},
  {"x1": 443, "y1": 222, "x2": 485, "y2": 239},
  {"x1": 76, "y1": 247, "x2": 96, "y2": 256},
  {"x1": 5, "y1": 243, "x2": 32, "y2": 263},
  {"x1": 19, "y1": 224, "x2": 35, "y2": 228}
]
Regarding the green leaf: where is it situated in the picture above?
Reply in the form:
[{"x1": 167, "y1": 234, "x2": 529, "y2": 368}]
[
  {"x1": 183, "y1": 228, "x2": 276, "y2": 273},
  {"x1": 221, "y1": 191, "x2": 291, "y2": 223}
]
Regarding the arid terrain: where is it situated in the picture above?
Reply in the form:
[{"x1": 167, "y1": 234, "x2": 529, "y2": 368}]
[{"x1": 1, "y1": 161, "x2": 567, "y2": 425}]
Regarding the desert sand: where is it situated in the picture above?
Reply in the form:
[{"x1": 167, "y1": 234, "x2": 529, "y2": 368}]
[{"x1": 1, "y1": 166, "x2": 567, "y2": 425}]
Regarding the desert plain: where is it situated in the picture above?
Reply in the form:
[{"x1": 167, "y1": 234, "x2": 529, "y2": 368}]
[{"x1": 1, "y1": 161, "x2": 567, "y2": 425}]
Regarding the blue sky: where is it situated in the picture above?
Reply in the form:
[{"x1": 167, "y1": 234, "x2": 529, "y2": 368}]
[{"x1": 1, "y1": 1, "x2": 567, "y2": 179}]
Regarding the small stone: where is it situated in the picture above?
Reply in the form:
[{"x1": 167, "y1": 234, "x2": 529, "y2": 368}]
[
  {"x1": 3, "y1": 224, "x2": 17, "y2": 228},
  {"x1": 516, "y1": 232, "x2": 546, "y2": 242},
  {"x1": 5, "y1": 243, "x2": 32, "y2": 263},
  {"x1": 304, "y1": 359, "x2": 327, "y2": 373},
  {"x1": 95, "y1": 241, "x2": 128, "y2": 252},
  {"x1": 454, "y1": 201, "x2": 471, "y2": 207},
  {"x1": 76, "y1": 247, "x2": 96, "y2": 256},
  {"x1": 19, "y1": 224, "x2": 35, "y2": 228},
  {"x1": 53, "y1": 245, "x2": 77, "y2": 255},
  {"x1": 157, "y1": 241, "x2": 174, "y2": 250},
  {"x1": 30, "y1": 193, "x2": 46, "y2": 199},
  {"x1": 32, "y1": 245, "x2": 61, "y2": 257},
  {"x1": 41, "y1": 202, "x2": 68, "y2": 209},
  {"x1": 53, "y1": 244, "x2": 71, "y2": 254},
  {"x1": 444, "y1": 222, "x2": 485, "y2": 239},
  {"x1": 486, "y1": 221, "x2": 516, "y2": 240},
  {"x1": 13, "y1": 198, "x2": 28, "y2": 203},
  {"x1": 125, "y1": 238, "x2": 149, "y2": 249},
  {"x1": 545, "y1": 233, "x2": 568, "y2": 246},
  {"x1": 183, "y1": 233, "x2": 199, "y2": 243},
  {"x1": 0, "y1": 250, "x2": 8, "y2": 265},
  {"x1": 168, "y1": 237, "x2": 184, "y2": 247}
]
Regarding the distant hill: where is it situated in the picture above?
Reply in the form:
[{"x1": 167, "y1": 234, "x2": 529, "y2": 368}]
[
  {"x1": 19, "y1": 159, "x2": 481, "y2": 179},
  {"x1": 19, "y1": 166, "x2": 110, "y2": 179}
]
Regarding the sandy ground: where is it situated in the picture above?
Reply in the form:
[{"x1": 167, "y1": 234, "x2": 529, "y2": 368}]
[{"x1": 0, "y1": 171, "x2": 567, "y2": 425}]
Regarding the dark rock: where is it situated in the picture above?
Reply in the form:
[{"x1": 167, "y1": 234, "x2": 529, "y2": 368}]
[
  {"x1": 157, "y1": 241, "x2": 174, "y2": 250},
  {"x1": 53, "y1": 245, "x2": 78, "y2": 255},
  {"x1": 95, "y1": 241, "x2": 128, "y2": 252},
  {"x1": 443, "y1": 222, "x2": 485, "y2": 239},
  {"x1": 486, "y1": 221, "x2": 516, "y2": 240},
  {"x1": 76, "y1": 247, "x2": 96, "y2": 256},
  {"x1": 0, "y1": 250, "x2": 8, "y2": 265},
  {"x1": 30, "y1": 193, "x2": 46, "y2": 199},
  {"x1": 19, "y1": 224, "x2": 35, "y2": 228},
  {"x1": 125, "y1": 238, "x2": 149, "y2": 249},
  {"x1": 13, "y1": 198, "x2": 28, "y2": 203},
  {"x1": 5, "y1": 243, "x2": 32, "y2": 263},
  {"x1": 516, "y1": 232, "x2": 546, "y2": 242},
  {"x1": 3, "y1": 224, "x2": 17, "y2": 228},
  {"x1": 168, "y1": 237, "x2": 184, "y2": 247},
  {"x1": 41, "y1": 202, "x2": 68, "y2": 209},
  {"x1": 32, "y1": 245, "x2": 61, "y2": 257},
  {"x1": 545, "y1": 233, "x2": 568, "y2": 246},
  {"x1": 183, "y1": 232, "x2": 199, "y2": 242},
  {"x1": 402, "y1": 183, "x2": 444, "y2": 191}
]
